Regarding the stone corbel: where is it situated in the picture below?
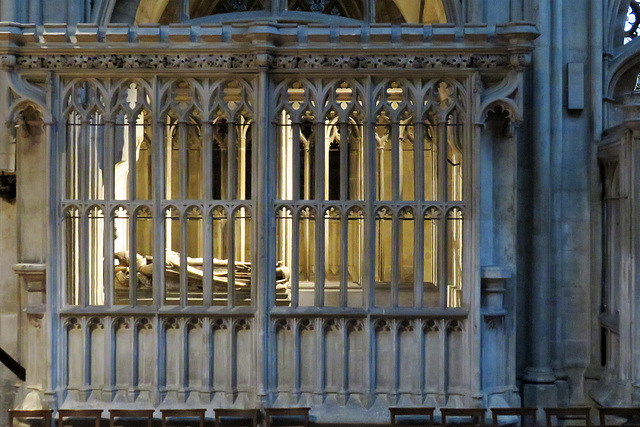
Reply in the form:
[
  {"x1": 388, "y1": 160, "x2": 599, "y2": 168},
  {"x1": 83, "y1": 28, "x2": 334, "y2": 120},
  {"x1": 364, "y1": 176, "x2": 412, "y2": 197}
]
[
  {"x1": 481, "y1": 266, "x2": 511, "y2": 312},
  {"x1": 13, "y1": 263, "x2": 46, "y2": 308}
]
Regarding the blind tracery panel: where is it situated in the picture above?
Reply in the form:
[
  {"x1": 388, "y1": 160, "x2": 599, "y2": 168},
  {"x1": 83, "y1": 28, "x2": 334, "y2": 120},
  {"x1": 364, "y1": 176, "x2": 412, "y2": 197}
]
[
  {"x1": 62, "y1": 78, "x2": 255, "y2": 308},
  {"x1": 274, "y1": 78, "x2": 466, "y2": 309}
]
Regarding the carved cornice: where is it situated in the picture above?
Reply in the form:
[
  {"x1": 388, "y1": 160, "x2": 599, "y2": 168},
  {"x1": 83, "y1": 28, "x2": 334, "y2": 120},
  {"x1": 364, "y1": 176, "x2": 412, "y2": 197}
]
[{"x1": 5, "y1": 52, "x2": 531, "y2": 71}]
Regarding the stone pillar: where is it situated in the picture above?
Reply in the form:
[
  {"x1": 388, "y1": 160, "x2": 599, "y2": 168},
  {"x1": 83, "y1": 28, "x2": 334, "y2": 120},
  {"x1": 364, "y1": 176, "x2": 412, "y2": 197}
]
[
  {"x1": 523, "y1": 0, "x2": 557, "y2": 415},
  {"x1": 0, "y1": 0, "x2": 17, "y2": 22},
  {"x1": 622, "y1": 93, "x2": 640, "y2": 404}
]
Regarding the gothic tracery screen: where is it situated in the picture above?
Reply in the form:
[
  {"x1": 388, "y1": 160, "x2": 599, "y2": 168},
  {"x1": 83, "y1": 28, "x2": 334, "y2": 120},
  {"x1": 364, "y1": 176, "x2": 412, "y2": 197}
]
[
  {"x1": 62, "y1": 76, "x2": 465, "y2": 310},
  {"x1": 62, "y1": 78, "x2": 255, "y2": 308},
  {"x1": 274, "y1": 78, "x2": 466, "y2": 309}
]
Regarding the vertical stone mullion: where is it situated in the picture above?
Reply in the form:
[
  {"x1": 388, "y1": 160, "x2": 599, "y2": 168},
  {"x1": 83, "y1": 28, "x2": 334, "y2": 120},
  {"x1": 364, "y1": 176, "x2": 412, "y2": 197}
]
[
  {"x1": 128, "y1": 119, "x2": 137, "y2": 200},
  {"x1": 439, "y1": 320, "x2": 446, "y2": 396},
  {"x1": 414, "y1": 122, "x2": 425, "y2": 308},
  {"x1": 79, "y1": 119, "x2": 88, "y2": 200},
  {"x1": 181, "y1": 320, "x2": 188, "y2": 394},
  {"x1": 200, "y1": 317, "x2": 211, "y2": 395},
  {"x1": 419, "y1": 320, "x2": 426, "y2": 399},
  {"x1": 83, "y1": 319, "x2": 91, "y2": 392},
  {"x1": 158, "y1": 321, "x2": 167, "y2": 398},
  {"x1": 102, "y1": 316, "x2": 114, "y2": 400},
  {"x1": 79, "y1": 206, "x2": 89, "y2": 307},
  {"x1": 340, "y1": 122, "x2": 348, "y2": 201},
  {"x1": 129, "y1": 208, "x2": 137, "y2": 305},
  {"x1": 363, "y1": 76, "x2": 376, "y2": 310},
  {"x1": 227, "y1": 322, "x2": 236, "y2": 396},
  {"x1": 154, "y1": 120, "x2": 166, "y2": 308},
  {"x1": 132, "y1": 321, "x2": 140, "y2": 394},
  {"x1": 291, "y1": 209, "x2": 300, "y2": 308},
  {"x1": 104, "y1": 120, "x2": 115, "y2": 308},
  {"x1": 438, "y1": 123, "x2": 447, "y2": 308},
  {"x1": 202, "y1": 123, "x2": 213, "y2": 200},
  {"x1": 227, "y1": 206, "x2": 236, "y2": 307},
  {"x1": 202, "y1": 123, "x2": 213, "y2": 306},
  {"x1": 255, "y1": 71, "x2": 271, "y2": 406},
  {"x1": 178, "y1": 122, "x2": 188, "y2": 200},
  {"x1": 439, "y1": 214, "x2": 447, "y2": 308},
  {"x1": 180, "y1": 211, "x2": 188, "y2": 307},
  {"x1": 391, "y1": 209, "x2": 400, "y2": 308},
  {"x1": 340, "y1": 213, "x2": 349, "y2": 308},
  {"x1": 202, "y1": 207, "x2": 213, "y2": 307},
  {"x1": 293, "y1": 320, "x2": 301, "y2": 397},
  {"x1": 153, "y1": 77, "x2": 165, "y2": 309},
  {"x1": 341, "y1": 320, "x2": 348, "y2": 399},
  {"x1": 227, "y1": 122, "x2": 237, "y2": 200},
  {"x1": 391, "y1": 120, "x2": 400, "y2": 202},
  {"x1": 315, "y1": 122, "x2": 326, "y2": 307},
  {"x1": 318, "y1": 319, "x2": 326, "y2": 396},
  {"x1": 292, "y1": 123, "x2": 301, "y2": 200},
  {"x1": 127, "y1": 316, "x2": 136, "y2": 400}
]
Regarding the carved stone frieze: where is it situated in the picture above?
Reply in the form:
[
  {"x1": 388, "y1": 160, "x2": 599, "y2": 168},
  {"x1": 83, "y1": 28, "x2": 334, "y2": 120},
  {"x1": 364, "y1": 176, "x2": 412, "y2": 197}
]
[{"x1": 10, "y1": 52, "x2": 526, "y2": 71}]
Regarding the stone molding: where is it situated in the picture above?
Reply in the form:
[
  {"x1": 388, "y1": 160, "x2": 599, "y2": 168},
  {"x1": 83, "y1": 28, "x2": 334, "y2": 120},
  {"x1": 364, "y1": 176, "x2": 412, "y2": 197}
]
[{"x1": 0, "y1": 52, "x2": 533, "y2": 71}]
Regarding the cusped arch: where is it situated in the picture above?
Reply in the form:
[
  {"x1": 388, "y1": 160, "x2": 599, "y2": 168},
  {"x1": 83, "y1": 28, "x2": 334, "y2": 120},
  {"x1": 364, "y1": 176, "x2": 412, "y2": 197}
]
[
  {"x1": 480, "y1": 100, "x2": 522, "y2": 125},
  {"x1": 8, "y1": 101, "x2": 50, "y2": 129},
  {"x1": 7, "y1": 73, "x2": 51, "y2": 124}
]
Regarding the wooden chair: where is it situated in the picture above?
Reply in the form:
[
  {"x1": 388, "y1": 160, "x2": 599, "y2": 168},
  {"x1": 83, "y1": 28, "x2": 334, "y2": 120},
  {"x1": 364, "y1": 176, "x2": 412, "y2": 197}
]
[
  {"x1": 491, "y1": 408, "x2": 537, "y2": 426},
  {"x1": 160, "y1": 409, "x2": 206, "y2": 427},
  {"x1": 389, "y1": 407, "x2": 436, "y2": 426},
  {"x1": 440, "y1": 408, "x2": 486, "y2": 426},
  {"x1": 264, "y1": 408, "x2": 310, "y2": 427},
  {"x1": 109, "y1": 409, "x2": 155, "y2": 427},
  {"x1": 58, "y1": 409, "x2": 103, "y2": 427},
  {"x1": 214, "y1": 409, "x2": 259, "y2": 427},
  {"x1": 598, "y1": 407, "x2": 640, "y2": 426},
  {"x1": 8, "y1": 409, "x2": 53, "y2": 427},
  {"x1": 545, "y1": 407, "x2": 592, "y2": 426}
]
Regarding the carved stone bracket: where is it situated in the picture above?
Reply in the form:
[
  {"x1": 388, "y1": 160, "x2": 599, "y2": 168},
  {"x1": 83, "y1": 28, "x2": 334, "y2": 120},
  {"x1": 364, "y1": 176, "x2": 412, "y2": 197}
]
[
  {"x1": 480, "y1": 265, "x2": 511, "y2": 312},
  {"x1": 13, "y1": 263, "x2": 46, "y2": 308}
]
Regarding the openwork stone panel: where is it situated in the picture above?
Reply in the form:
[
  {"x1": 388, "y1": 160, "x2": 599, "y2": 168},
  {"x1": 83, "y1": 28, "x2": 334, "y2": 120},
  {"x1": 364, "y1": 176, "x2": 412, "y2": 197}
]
[
  {"x1": 43, "y1": 67, "x2": 520, "y2": 413},
  {"x1": 60, "y1": 77, "x2": 256, "y2": 308},
  {"x1": 273, "y1": 77, "x2": 467, "y2": 310}
]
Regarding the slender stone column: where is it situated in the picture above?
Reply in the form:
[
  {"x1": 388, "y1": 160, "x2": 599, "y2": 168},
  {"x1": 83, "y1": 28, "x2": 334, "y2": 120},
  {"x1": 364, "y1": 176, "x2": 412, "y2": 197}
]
[
  {"x1": 549, "y1": 0, "x2": 566, "y2": 385},
  {"x1": 0, "y1": 0, "x2": 17, "y2": 22},
  {"x1": 523, "y1": 0, "x2": 557, "y2": 412}
]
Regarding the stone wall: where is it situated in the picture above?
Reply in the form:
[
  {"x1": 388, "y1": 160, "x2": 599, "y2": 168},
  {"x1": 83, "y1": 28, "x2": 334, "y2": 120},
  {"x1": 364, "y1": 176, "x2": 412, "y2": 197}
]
[{"x1": 0, "y1": 198, "x2": 19, "y2": 427}]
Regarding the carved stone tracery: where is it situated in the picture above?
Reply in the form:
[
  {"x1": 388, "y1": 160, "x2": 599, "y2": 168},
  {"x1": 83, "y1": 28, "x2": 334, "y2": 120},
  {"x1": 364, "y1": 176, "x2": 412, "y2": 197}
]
[{"x1": 9, "y1": 53, "x2": 528, "y2": 71}]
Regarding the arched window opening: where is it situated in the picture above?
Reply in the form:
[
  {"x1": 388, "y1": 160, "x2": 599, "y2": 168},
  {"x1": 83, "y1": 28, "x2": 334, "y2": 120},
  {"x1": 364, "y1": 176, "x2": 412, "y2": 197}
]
[
  {"x1": 446, "y1": 207, "x2": 463, "y2": 308},
  {"x1": 88, "y1": 206, "x2": 105, "y2": 306},
  {"x1": 65, "y1": 207, "x2": 80, "y2": 306},
  {"x1": 130, "y1": 0, "x2": 448, "y2": 24},
  {"x1": 233, "y1": 206, "x2": 252, "y2": 306},
  {"x1": 114, "y1": 107, "x2": 152, "y2": 201},
  {"x1": 625, "y1": 1, "x2": 640, "y2": 44},
  {"x1": 164, "y1": 206, "x2": 181, "y2": 305},
  {"x1": 324, "y1": 207, "x2": 341, "y2": 306}
]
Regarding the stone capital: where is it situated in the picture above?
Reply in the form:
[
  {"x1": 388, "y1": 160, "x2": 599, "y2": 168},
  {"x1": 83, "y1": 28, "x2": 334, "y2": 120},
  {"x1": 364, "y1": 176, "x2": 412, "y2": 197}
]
[{"x1": 523, "y1": 366, "x2": 556, "y2": 384}]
